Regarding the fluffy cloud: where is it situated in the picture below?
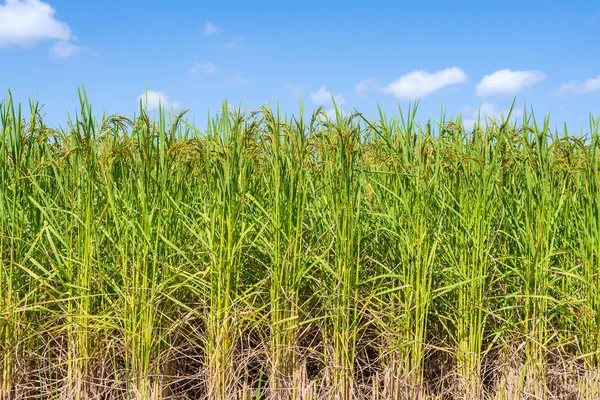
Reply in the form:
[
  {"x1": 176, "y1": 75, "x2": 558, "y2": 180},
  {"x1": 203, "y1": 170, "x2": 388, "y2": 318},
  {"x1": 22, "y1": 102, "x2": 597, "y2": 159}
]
[
  {"x1": 554, "y1": 75, "x2": 600, "y2": 95},
  {"x1": 355, "y1": 78, "x2": 379, "y2": 96},
  {"x1": 0, "y1": 0, "x2": 71, "y2": 47},
  {"x1": 138, "y1": 91, "x2": 181, "y2": 110},
  {"x1": 310, "y1": 86, "x2": 346, "y2": 106},
  {"x1": 476, "y1": 69, "x2": 546, "y2": 97},
  {"x1": 381, "y1": 67, "x2": 467, "y2": 99},
  {"x1": 203, "y1": 21, "x2": 221, "y2": 35},
  {"x1": 189, "y1": 62, "x2": 219, "y2": 77}
]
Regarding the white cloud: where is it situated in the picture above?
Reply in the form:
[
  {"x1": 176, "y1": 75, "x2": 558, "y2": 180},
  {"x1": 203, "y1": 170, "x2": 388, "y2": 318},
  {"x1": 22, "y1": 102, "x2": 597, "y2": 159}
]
[
  {"x1": 224, "y1": 36, "x2": 244, "y2": 49},
  {"x1": 325, "y1": 108, "x2": 346, "y2": 120},
  {"x1": 225, "y1": 73, "x2": 247, "y2": 84},
  {"x1": 49, "y1": 40, "x2": 80, "y2": 58},
  {"x1": 463, "y1": 102, "x2": 523, "y2": 119},
  {"x1": 355, "y1": 78, "x2": 379, "y2": 96},
  {"x1": 0, "y1": 0, "x2": 72, "y2": 47},
  {"x1": 476, "y1": 69, "x2": 546, "y2": 97},
  {"x1": 203, "y1": 21, "x2": 221, "y2": 35},
  {"x1": 461, "y1": 102, "x2": 523, "y2": 129},
  {"x1": 381, "y1": 67, "x2": 467, "y2": 99},
  {"x1": 310, "y1": 86, "x2": 346, "y2": 106},
  {"x1": 138, "y1": 91, "x2": 180, "y2": 110},
  {"x1": 189, "y1": 62, "x2": 219, "y2": 76},
  {"x1": 554, "y1": 75, "x2": 600, "y2": 95},
  {"x1": 285, "y1": 83, "x2": 304, "y2": 97}
]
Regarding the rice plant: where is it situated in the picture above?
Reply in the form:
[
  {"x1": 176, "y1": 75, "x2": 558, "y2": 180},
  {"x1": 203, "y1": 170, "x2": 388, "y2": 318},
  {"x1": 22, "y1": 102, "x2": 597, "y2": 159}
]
[{"x1": 0, "y1": 91, "x2": 599, "y2": 399}]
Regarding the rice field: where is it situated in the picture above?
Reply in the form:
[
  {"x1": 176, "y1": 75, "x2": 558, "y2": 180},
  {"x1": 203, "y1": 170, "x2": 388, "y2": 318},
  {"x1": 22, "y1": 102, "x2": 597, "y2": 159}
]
[{"x1": 1, "y1": 91, "x2": 600, "y2": 399}]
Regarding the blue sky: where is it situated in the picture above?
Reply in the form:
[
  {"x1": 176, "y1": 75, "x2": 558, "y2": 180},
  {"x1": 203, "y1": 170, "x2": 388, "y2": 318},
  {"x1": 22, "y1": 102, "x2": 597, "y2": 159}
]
[{"x1": 0, "y1": 0, "x2": 599, "y2": 132}]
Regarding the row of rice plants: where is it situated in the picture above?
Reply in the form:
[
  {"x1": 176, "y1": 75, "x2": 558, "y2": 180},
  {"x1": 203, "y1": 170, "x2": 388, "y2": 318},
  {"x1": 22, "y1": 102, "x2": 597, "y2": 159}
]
[{"x1": 1, "y1": 91, "x2": 599, "y2": 399}]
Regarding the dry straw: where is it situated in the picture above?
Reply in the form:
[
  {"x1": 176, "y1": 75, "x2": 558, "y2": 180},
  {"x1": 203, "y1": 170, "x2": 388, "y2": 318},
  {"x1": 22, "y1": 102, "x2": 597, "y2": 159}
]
[{"x1": 1, "y1": 90, "x2": 599, "y2": 399}]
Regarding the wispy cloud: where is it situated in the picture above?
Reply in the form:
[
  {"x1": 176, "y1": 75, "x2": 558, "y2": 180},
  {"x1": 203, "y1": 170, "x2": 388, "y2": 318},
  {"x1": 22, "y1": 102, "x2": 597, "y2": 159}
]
[
  {"x1": 355, "y1": 78, "x2": 379, "y2": 96},
  {"x1": 0, "y1": 0, "x2": 72, "y2": 47},
  {"x1": 224, "y1": 36, "x2": 244, "y2": 49},
  {"x1": 310, "y1": 86, "x2": 346, "y2": 106},
  {"x1": 554, "y1": 75, "x2": 600, "y2": 95},
  {"x1": 203, "y1": 21, "x2": 221, "y2": 35},
  {"x1": 138, "y1": 90, "x2": 180, "y2": 110},
  {"x1": 381, "y1": 67, "x2": 467, "y2": 99},
  {"x1": 49, "y1": 40, "x2": 82, "y2": 58},
  {"x1": 285, "y1": 83, "x2": 304, "y2": 97},
  {"x1": 189, "y1": 62, "x2": 219, "y2": 77},
  {"x1": 225, "y1": 73, "x2": 247, "y2": 84},
  {"x1": 476, "y1": 69, "x2": 546, "y2": 97}
]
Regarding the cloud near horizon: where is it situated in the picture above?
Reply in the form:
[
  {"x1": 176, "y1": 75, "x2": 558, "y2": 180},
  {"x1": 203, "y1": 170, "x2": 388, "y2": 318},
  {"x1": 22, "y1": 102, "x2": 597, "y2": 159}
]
[
  {"x1": 310, "y1": 86, "x2": 346, "y2": 106},
  {"x1": 137, "y1": 90, "x2": 181, "y2": 110},
  {"x1": 554, "y1": 75, "x2": 600, "y2": 95},
  {"x1": 461, "y1": 102, "x2": 524, "y2": 129}
]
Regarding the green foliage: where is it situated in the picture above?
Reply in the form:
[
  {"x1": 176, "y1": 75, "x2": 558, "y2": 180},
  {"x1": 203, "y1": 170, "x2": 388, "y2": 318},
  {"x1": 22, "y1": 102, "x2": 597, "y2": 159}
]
[{"x1": 1, "y1": 92, "x2": 599, "y2": 399}]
